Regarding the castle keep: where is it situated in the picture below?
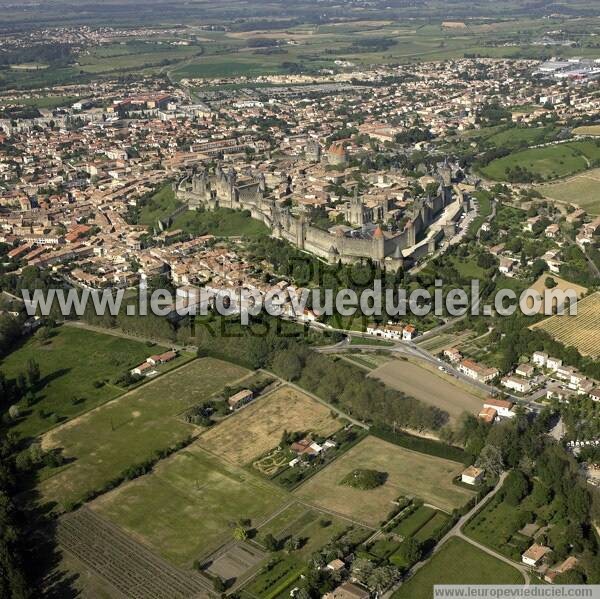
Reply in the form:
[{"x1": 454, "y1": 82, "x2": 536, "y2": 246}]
[{"x1": 177, "y1": 163, "x2": 467, "y2": 270}]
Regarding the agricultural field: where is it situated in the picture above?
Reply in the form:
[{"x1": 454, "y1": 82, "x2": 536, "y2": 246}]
[
  {"x1": 0, "y1": 325, "x2": 168, "y2": 439},
  {"x1": 480, "y1": 141, "x2": 600, "y2": 182},
  {"x1": 574, "y1": 125, "x2": 600, "y2": 136},
  {"x1": 39, "y1": 358, "x2": 250, "y2": 509},
  {"x1": 537, "y1": 167, "x2": 600, "y2": 214},
  {"x1": 392, "y1": 538, "x2": 524, "y2": 598},
  {"x1": 525, "y1": 274, "x2": 587, "y2": 314},
  {"x1": 342, "y1": 351, "x2": 393, "y2": 371},
  {"x1": 369, "y1": 359, "x2": 483, "y2": 424},
  {"x1": 91, "y1": 445, "x2": 288, "y2": 566},
  {"x1": 531, "y1": 292, "x2": 600, "y2": 357},
  {"x1": 198, "y1": 385, "x2": 341, "y2": 466},
  {"x1": 294, "y1": 436, "x2": 474, "y2": 525},
  {"x1": 417, "y1": 330, "x2": 476, "y2": 354}
]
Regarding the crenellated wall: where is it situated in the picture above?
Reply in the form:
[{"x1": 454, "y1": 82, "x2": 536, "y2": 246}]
[{"x1": 176, "y1": 168, "x2": 460, "y2": 270}]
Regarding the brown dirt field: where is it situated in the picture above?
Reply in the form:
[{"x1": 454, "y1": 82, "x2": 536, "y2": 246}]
[
  {"x1": 295, "y1": 436, "x2": 473, "y2": 524},
  {"x1": 369, "y1": 359, "x2": 483, "y2": 424},
  {"x1": 526, "y1": 275, "x2": 587, "y2": 313},
  {"x1": 197, "y1": 386, "x2": 341, "y2": 466}
]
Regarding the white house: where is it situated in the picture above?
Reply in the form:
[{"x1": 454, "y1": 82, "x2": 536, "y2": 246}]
[
  {"x1": 461, "y1": 466, "x2": 485, "y2": 486},
  {"x1": 402, "y1": 324, "x2": 417, "y2": 340},
  {"x1": 501, "y1": 375, "x2": 532, "y2": 394},
  {"x1": 547, "y1": 356, "x2": 563, "y2": 371},
  {"x1": 483, "y1": 397, "x2": 515, "y2": 419},
  {"x1": 458, "y1": 359, "x2": 499, "y2": 383},
  {"x1": 532, "y1": 351, "x2": 548, "y2": 367},
  {"x1": 522, "y1": 544, "x2": 551, "y2": 567}
]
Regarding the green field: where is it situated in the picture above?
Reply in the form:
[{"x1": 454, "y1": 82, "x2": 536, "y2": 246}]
[
  {"x1": 39, "y1": 358, "x2": 250, "y2": 509},
  {"x1": 481, "y1": 141, "x2": 600, "y2": 182},
  {"x1": 392, "y1": 538, "x2": 524, "y2": 598},
  {"x1": 171, "y1": 208, "x2": 269, "y2": 237},
  {"x1": 0, "y1": 326, "x2": 166, "y2": 439},
  {"x1": 537, "y1": 168, "x2": 600, "y2": 214},
  {"x1": 91, "y1": 444, "x2": 288, "y2": 566},
  {"x1": 295, "y1": 437, "x2": 473, "y2": 524}
]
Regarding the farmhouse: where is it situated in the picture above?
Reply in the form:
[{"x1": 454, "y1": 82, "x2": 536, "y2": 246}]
[
  {"x1": 131, "y1": 361, "x2": 155, "y2": 376},
  {"x1": 324, "y1": 581, "x2": 370, "y2": 599},
  {"x1": 458, "y1": 359, "x2": 499, "y2": 383},
  {"x1": 501, "y1": 375, "x2": 532, "y2": 394},
  {"x1": 228, "y1": 389, "x2": 254, "y2": 410},
  {"x1": 290, "y1": 437, "x2": 323, "y2": 457},
  {"x1": 147, "y1": 350, "x2": 177, "y2": 366},
  {"x1": 366, "y1": 322, "x2": 404, "y2": 340},
  {"x1": 461, "y1": 465, "x2": 484, "y2": 486},
  {"x1": 544, "y1": 557, "x2": 578, "y2": 584},
  {"x1": 483, "y1": 397, "x2": 515, "y2": 419},
  {"x1": 522, "y1": 543, "x2": 551, "y2": 567},
  {"x1": 591, "y1": 388, "x2": 600, "y2": 402}
]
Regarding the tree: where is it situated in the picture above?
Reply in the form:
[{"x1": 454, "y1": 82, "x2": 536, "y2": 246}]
[
  {"x1": 233, "y1": 526, "x2": 248, "y2": 541},
  {"x1": 8, "y1": 405, "x2": 20, "y2": 421},
  {"x1": 545, "y1": 277, "x2": 557, "y2": 289},
  {"x1": 476, "y1": 444, "x2": 504, "y2": 477},
  {"x1": 503, "y1": 470, "x2": 529, "y2": 506},
  {"x1": 271, "y1": 350, "x2": 303, "y2": 381},
  {"x1": 264, "y1": 533, "x2": 279, "y2": 552},
  {"x1": 26, "y1": 359, "x2": 41, "y2": 389}
]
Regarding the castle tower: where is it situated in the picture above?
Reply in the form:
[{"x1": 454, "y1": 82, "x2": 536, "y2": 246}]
[{"x1": 372, "y1": 225, "x2": 385, "y2": 262}]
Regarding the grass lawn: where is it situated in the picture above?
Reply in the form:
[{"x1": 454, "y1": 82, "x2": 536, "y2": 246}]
[
  {"x1": 91, "y1": 445, "x2": 288, "y2": 566},
  {"x1": 39, "y1": 358, "x2": 250, "y2": 509},
  {"x1": 480, "y1": 141, "x2": 600, "y2": 182},
  {"x1": 537, "y1": 168, "x2": 600, "y2": 214},
  {"x1": 1, "y1": 326, "x2": 166, "y2": 440},
  {"x1": 392, "y1": 506, "x2": 437, "y2": 537},
  {"x1": 171, "y1": 208, "x2": 269, "y2": 237},
  {"x1": 392, "y1": 538, "x2": 524, "y2": 598},
  {"x1": 294, "y1": 437, "x2": 474, "y2": 525},
  {"x1": 198, "y1": 385, "x2": 341, "y2": 466},
  {"x1": 138, "y1": 184, "x2": 182, "y2": 226}
]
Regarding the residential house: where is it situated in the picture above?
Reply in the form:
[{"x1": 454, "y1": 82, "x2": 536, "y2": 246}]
[
  {"x1": 147, "y1": 350, "x2": 177, "y2": 366},
  {"x1": 443, "y1": 347, "x2": 462, "y2": 363},
  {"x1": 544, "y1": 557, "x2": 578, "y2": 584},
  {"x1": 532, "y1": 351, "x2": 548, "y2": 367},
  {"x1": 323, "y1": 582, "x2": 370, "y2": 599},
  {"x1": 547, "y1": 356, "x2": 563, "y2": 371},
  {"x1": 478, "y1": 406, "x2": 497, "y2": 424},
  {"x1": 515, "y1": 364, "x2": 535, "y2": 378},
  {"x1": 483, "y1": 397, "x2": 515, "y2": 418},
  {"x1": 458, "y1": 359, "x2": 499, "y2": 383},
  {"x1": 590, "y1": 388, "x2": 600, "y2": 402},
  {"x1": 501, "y1": 375, "x2": 532, "y2": 394},
  {"x1": 402, "y1": 324, "x2": 417, "y2": 340},
  {"x1": 131, "y1": 361, "x2": 154, "y2": 377},
  {"x1": 461, "y1": 466, "x2": 485, "y2": 486},
  {"x1": 522, "y1": 544, "x2": 551, "y2": 567},
  {"x1": 545, "y1": 224, "x2": 560, "y2": 239}
]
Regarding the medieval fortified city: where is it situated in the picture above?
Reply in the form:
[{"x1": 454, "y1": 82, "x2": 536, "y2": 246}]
[{"x1": 1, "y1": 2, "x2": 600, "y2": 599}]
